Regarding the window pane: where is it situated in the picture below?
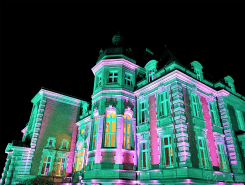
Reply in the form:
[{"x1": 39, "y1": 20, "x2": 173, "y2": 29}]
[
  {"x1": 111, "y1": 121, "x2": 116, "y2": 132},
  {"x1": 43, "y1": 156, "x2": 47, "y2": 162},
  {"x1": 143, "y1": 143, "x2": 146, "y2": 150},
  {"x1": 127, "y1": 115, "x2": 130, "y2": 120},
  {"x1": 143, "y1": 152, "x2": 146, "y2": 167},
  {"x1": 199, "y1": 139, "x2": 202, "y2": 147},
  {"x1": 112, "y1": 112, "x2": 116, "y2": 118},
  {"x1": 127, "y1": 136, "x2": 130, "y2": 149},
  {"x1": 124, "y1": 114, "x2": 126, "y2": 119},
  {"x1": 124, "y1": 122, "x2": 126, "y2": 134},
  {"x1": 164, "y1": 137, "x2": 168, "y2": 145},
  {"x1": 94, "y1": 124, "x2": 97, "y2": 135},
  {"x1": 123, "y1": 135, "x2": 126, "y2": 148},
  {"x1": 111, "y1": 134, "x2": 115, "y2": 147},
  {"x1": 165, "y1": 148, "x2": 169, "y2": 165},
  {"x1": 127, "y1": 123, "x2": 130, "y2": 135},
  {"x1": 105, "y1": 121, "x2": 110, "y2": 132},
  {"x1": 201, "y1": 150, "x2": 205, "y2": 167},
  {"x1": 93, "y1": 137, "x2": 96, "y2": 149},
  {"x1": 107, "y1": 113, "x2": 110, "y2": 118},
  {"x1": 48, "y1": 157, "x2": 51, "y2": 162},
  {"x1": 170, "y1": 147, "x2": 174, "y2": 165},
  {"x1": 41, "y1": 163, "x2": 46, "y2": 175},
  {"x1": 114, "y1": 77, "x2": 118, "y2": 82},
  {"x1": 104, "y1": 134, "x2": 109, "y2": 147}
]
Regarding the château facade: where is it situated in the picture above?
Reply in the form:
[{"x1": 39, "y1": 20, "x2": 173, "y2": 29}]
[{"x1": 1, "y1": 33, "x2": 245, "y2": 185}]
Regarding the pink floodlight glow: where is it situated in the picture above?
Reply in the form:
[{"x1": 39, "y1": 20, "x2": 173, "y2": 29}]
[
  {"x1": 185, "y1": 179, "x2": 192, "y2": 183},
  {"x1": 200, "y1": 96, "x2": 219, "y2": 167}
]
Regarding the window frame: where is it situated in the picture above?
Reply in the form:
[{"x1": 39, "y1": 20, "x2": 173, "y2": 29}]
[
  {"x1": 158, "y1": 91, "x2": 170, "y2": 118},
  {"x1": 56, "y1": 157, "x2": 66, "y2": 176},
  {"x1": 198, "y1": 137, "x2": 209, "y2": 169},
  {"x1": 96, "y1": 74, "x2": 102, "y2": 88},
  {"x1": 141, "y1": 141, "x2": 149, "y2": 170},
  {"x1": 108, "y1": 70, "x2": 118, "y2": 83},
  {"x1": 217, "y1": 143, "x2": 228, "y2": 172},
  {"x1": 92, "y1": 116, "x2": 99, "y2": 150},
  {"x1": 139, "y1": 101, "x2": 147, "y2": 124},
  {"x1": 235, "y1": 109, "x2": 245, "y2": 131},
  {"x1": 191, "y1": 94, "x2": 202, "y2": 119},
  {"x1": 104, "y1": 112, "x2": 117, "y2": 148},
  {"x1": 162, "y1": 135, "x2": 174, "y2": 168},
  {"x1": 123, "y1": 114, "x2": 132, "y2": 149},
  {"x1": 74, "y1": 142, "x2": 84, "y2": 172},
  {"x1": 41, "y1": 155, "x2": 52, "y2": 175},
  {"x1": 125, "y1": 72, "x2": 132, "y2": 87},
  {"x1": 209, "y1": 102, "x2": 220, "y2": 126}
]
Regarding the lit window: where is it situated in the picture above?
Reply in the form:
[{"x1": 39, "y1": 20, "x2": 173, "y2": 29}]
[
  {"x1": 217, "y1": 143, "x2": 228, "y2": 172},
  {"x1": 61, "y1": 140, "x2": 67, "y2": 149},
  {"x1": 74, "y1": 143, "x2": 84, "y2": 172},
  {"x1": 56, "y1": 157, "x2": 66, "y2": 176},
  {"x1": 235, "y1": 110, "x2": 245, "y2": 131},
  {"x1": 141, "y1": 141, "x2": 149, "y2": 170},
  {"x1": 198, "y1": 138, "x2": 209, "y2": 169},
  {"x1": 139, "y1": 101, "x2": 147, "y2": 124},
  {"x1": 162, "y1": 136, "x2": 174, "y2": 167},
  {"x1": 41, "y1": 156, "x2": 52, "y2": 175},
  {"x1": 104, "y1": 112, "x2": 116, "y2": 147},
  {"x1": 123, "y1": 114, "x2": 132, "y2": 149},
  {"x1": 108, "y1": 71, "x2": 118, "y2": 83},
  {"x1": 209, "y1": 102, "x2": 219, "y2": 125},
  {"x1": 159, "y1": 91, "x2": 170, "y2": 117},
  {"x1": 191, "y1": 94, "x2": 202, "y2": 119},
  {"x1": 125, "y1": 73, "x2": 132, "y2": 87},
  {"x1": 92, "y1": 116, "x2": 98, "y2": 150},
  {"x1": 149, "y1": 68, "x2": 155, "y2": 82}
]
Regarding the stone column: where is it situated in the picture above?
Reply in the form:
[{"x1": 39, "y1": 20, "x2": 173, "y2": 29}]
[
  {"x1": 170, "y1": 82, "x2": 191, "y2": 167},
  {"x1": 217, "y1": 96, "x2": 244, "y2": 174}
]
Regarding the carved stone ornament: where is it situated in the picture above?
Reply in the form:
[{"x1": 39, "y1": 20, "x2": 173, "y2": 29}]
[
  {"x1": 105, "y1": 104, "x2": 116, "y2": 114},
  {"x1": 138, "y1": 93, "x2": 145, "y2": 101},
  {"x1": 124, "y1": 106, "x2": 133, "y2": 117},
  {"x1": 93, "y1": 107, "x2": 99, "y2": 117},
  {"x1": 158, "y1": 83, "x2": 165, "y2": 93}
]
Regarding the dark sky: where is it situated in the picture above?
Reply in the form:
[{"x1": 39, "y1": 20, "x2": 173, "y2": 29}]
[{"x1": 1, "y1": 1, "x2": 245, "y2": 174}]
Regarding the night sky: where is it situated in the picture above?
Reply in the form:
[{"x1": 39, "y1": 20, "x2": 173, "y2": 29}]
[{"x1": 1, "y1": 1, "x2": 244, "y2": 175}]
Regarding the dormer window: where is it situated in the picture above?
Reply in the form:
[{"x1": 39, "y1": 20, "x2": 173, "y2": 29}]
[
  {"x1": 144, "y1": 60, "x2": 158, "y2": 83},
  {"x1": 49, "y1": 140, "x2": 53, "y2": 147},
  {"x1": 46, "y1": 137, "x2": 56, "y2": 148},
  {"x1": 60, "y1": 139, "x2": 69, "y2": 150},
  {"x1": 108, "y1": 71, "x2": 118, "y2": 83},
  {"x1": 149, "y1": 68, "x2": 155, "y2": 82},
  {"x1": 190, "y1": 61, "x2": 203, "y2": 82}
]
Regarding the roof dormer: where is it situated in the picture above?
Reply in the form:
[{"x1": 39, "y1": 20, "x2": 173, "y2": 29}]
[
  {"x1": 190, "y1": 60, "x2": 203, "y2": 81},
  {"x1": 144, "y1": 60, "x2": 158, "y2": 82},
  {"x1": 224, "y1": 75, "x2": 235, "y2": 93}
]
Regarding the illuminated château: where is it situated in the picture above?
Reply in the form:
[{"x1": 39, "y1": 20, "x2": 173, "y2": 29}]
[{"x1": 1, "y1": 33, "x2": 245, "y2": 185}]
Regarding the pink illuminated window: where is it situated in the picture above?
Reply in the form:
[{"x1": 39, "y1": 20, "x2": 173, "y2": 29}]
[
  {"x1": 162, "y1": 136, "x2": 174, "y2": 167},
  {"x1": 41, "y1": 156, "x2": 52, "y2": 175}
]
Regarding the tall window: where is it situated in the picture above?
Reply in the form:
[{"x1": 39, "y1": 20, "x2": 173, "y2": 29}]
[
  {"x1": 41, "y1": 156, "x2": 52, "y2": 175},
  {"x1": 235, "y1": 110, "x2": 245, "y2": 131},
  {"x1": 123, "y1": 114, "x2": 131, "y2": 149},
  {"x1": 159, "y1": 91, "x2": 170, "y2": 117},
  {"x1": 108, "y1": 71, "x2": 118, "y2": 83},
  {"x1": 49, "y1": 140, "x2": 53, "y2": 147},
  {"x1": 141, "y1": 141, "x2": 149, "y2": 170},
  {"x1": 209, "y1": 102, "x2": 219, "y2": 125},
  {"x1": 92, "y1": 116, "x2": 98, "y2": 150},
  {"x1": 97, "y1": 75, "x2": 102, "y2": 87},
  {"x1": 125, "y1": 73, "x2": 132, "y2": 87},
  {"x1": 56, "y1": 157, "x2": 66, "y2": 176},
  {"x1": 149, "y1": 69, "x2": 155, "y2": 82},
  {"x1": 139, "y1": 101, "x2": 147, "y2": 124},
  {"x1": 198, "y1": 138, "x2": 209, "y2": 169},
  {"x1": 191, "y1": 94, "x2": 202, "y2": 119},
  {"x1": 74, "y1": 143, "x2": 84, "y2": 172},
  {"x1": 217, "y1": 143, "x2": 228, "y2": 172},
  {"x1": 104, "y1": 112, "x2": 116, "y2": 147},
  {"x1": 162, "y1": 136, "x2": 174, "y2": 167}
]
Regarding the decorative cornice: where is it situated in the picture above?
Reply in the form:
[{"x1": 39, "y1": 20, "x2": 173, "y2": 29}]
[
  {"x1": 134, "y1": 70, "x2": 230, "y2": 98},
  {"x1": 92, "y1": 58, "x2": 139, "y2": 75},
  {"x1": 76, "y1": 116, "x2": 91, "y2": 126},
  {"x1": 31, "y1": 89, "x2": 89, "y2": 107}
]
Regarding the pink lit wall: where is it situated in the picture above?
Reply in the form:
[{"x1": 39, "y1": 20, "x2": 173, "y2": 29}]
[
  {"x1": 200, "y1": 96, "x2": 219, "y2": 167},
  {"x1": 149, "y1": 94, "x2": 160, "y2": 165}
]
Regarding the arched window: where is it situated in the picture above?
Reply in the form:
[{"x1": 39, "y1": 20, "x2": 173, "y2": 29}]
[
  {"x1": 123, "y1": 114, "x2": 132, "y2": 149},
  {"x1": 104, "y1": 112, "x2": 116, "y2": 147},
  {"x1": 74, "y1": 142, "x2": 84, "y2": 172}
]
